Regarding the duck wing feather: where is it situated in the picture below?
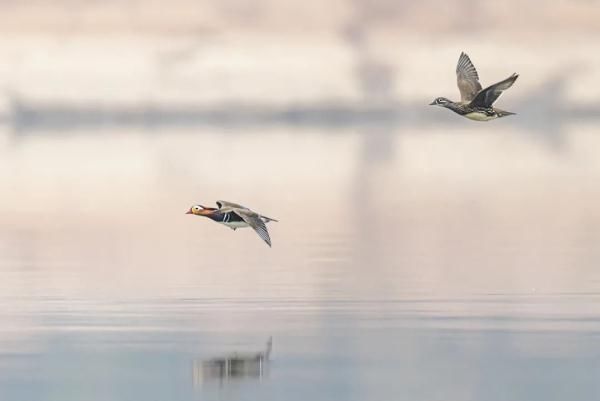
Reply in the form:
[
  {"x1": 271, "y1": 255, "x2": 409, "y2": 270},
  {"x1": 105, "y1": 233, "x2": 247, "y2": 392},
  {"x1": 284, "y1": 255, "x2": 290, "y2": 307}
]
[
  {"x1": 232, "y1": 208, "x2": 273, "y2": 247},
  {"x1": 456, "y1": 52, "x2": 482, "y2": 102}
]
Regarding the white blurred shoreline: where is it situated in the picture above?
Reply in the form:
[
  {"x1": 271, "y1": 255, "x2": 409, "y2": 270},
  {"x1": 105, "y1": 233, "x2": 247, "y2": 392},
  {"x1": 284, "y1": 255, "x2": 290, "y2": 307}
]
[{"x1": 0, "y1": 1, "x2": 599, "y2": 35}]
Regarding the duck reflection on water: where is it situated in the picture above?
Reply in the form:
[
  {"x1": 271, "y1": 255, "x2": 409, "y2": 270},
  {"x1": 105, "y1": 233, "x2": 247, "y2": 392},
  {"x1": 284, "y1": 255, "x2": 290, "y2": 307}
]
[{"x1": 193, "y1": 337, "x2": 272, "y2": 385}]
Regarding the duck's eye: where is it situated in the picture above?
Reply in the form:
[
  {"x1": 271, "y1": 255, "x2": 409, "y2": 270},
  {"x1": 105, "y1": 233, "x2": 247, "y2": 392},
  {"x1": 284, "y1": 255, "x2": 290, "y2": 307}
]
[{"x1": 194, "y1": 206, "x2": 200, "y2": 210}]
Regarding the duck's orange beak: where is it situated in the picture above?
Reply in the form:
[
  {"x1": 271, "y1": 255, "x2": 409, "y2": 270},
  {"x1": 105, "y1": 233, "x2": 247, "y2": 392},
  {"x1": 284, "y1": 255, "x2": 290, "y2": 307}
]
[{"x1": 185, "y1": 209, "x2": 193, "y2": 214}]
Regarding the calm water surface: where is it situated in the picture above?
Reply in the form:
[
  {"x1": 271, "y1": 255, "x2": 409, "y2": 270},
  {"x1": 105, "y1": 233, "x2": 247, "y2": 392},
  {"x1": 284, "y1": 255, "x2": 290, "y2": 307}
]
[{"x1": 1, "y1": 124, "x2": 599, "y2": 401}]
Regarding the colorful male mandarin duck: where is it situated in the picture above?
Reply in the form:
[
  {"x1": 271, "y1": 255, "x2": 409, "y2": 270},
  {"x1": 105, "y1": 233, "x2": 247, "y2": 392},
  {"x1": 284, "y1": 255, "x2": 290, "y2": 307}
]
[{"x1": 186, "y1": 200, "x2": 278, "y2": 247}]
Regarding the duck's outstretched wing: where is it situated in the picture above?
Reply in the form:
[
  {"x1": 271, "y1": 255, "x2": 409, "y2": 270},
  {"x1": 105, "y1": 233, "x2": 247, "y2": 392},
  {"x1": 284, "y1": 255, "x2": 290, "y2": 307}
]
[
  {"x1": 469, "y1": 73, "x2": 519, "y2": 108},
  {"x1": 233, "y1": 209, "x2": 272, "y2": 247},
  {"x1": 216, "y1": 200, "x2": 247, "y2": 212},
  {"x1": 456, "y1": 52, "x2": 482, "y2": 102}
]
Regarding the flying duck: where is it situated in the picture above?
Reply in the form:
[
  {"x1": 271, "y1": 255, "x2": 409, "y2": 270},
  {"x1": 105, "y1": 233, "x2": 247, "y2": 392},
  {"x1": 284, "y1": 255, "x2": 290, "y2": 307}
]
[
  {"x1": 186, "y1": 200, "x2": 278, "y2": 247},
  {"x1": 430, "y1": 52, "x2": 519, "y2": 121}
]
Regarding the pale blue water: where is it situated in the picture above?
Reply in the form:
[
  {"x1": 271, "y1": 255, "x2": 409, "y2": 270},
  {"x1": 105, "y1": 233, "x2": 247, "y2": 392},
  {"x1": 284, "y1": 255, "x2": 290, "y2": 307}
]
[{"x1": 1, "y1": 123, "x2": 600, "y2": 401}]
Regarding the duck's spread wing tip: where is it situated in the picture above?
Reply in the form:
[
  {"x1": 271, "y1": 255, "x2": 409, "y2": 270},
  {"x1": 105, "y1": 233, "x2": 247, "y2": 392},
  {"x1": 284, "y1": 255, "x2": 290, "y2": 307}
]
[
  {"x1": 234, "y1": 209, "x2": 273, "y2": 247},
  {"x1": 456, "y1": 52, "x2": 478, "y2": 76},
  {"x1": 470, "y1": 73, "x2": 519, "y2": 108}
]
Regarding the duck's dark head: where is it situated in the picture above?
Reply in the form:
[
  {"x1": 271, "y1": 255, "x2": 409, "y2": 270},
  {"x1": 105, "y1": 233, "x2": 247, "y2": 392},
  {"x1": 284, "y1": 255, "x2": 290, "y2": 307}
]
[
  {"x1": 186, "y1": 204, "x2": 215, "y2": 216},
  {"x1": 429, "y1": 97, "x2": 451, "y2": 107}
]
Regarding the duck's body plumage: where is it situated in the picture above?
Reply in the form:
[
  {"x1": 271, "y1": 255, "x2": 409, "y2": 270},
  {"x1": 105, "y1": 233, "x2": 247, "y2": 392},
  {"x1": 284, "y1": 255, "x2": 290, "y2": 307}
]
[
  {"x1": 186, "y1": 201, "x2": 277, "y2": 247},
  {"x1": 431, "y1": 52, "x2": 518, "y2": 121},
  {"x1": 202, "y1": 209, "x2": 247, "y2": 228}
]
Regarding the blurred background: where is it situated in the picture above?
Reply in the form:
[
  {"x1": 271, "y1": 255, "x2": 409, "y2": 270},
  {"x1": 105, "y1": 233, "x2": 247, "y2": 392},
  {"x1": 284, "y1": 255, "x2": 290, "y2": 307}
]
[{"x1": 1, "y1": 1, "x2": 600, "y2": 400}]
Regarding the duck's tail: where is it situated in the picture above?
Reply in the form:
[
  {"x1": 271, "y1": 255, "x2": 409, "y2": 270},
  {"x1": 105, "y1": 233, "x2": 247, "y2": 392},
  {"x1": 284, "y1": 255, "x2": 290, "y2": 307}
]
[{"x1": 497, "y1": 109, "x2": 516, "y2": 118}]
